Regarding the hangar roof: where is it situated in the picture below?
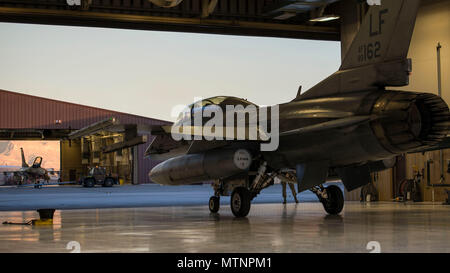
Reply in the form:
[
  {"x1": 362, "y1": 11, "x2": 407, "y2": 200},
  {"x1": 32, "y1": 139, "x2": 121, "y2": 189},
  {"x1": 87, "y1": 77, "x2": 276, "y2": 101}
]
[{"x1": 0, "y1": 89, "x2": 169, "y2": 133}]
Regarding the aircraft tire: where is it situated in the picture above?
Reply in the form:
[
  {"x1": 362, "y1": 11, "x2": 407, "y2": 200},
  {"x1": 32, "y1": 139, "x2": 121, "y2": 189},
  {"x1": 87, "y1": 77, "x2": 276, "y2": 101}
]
[
  {"x1": 230, "y1": 187, "x2": 251, "y2": 218},
  {"x1": 321, "y1": 185, "x2": 344, "y2": 215},
  {"x1": 209, "y1": 196, "x2": 220, "y2": 213}
]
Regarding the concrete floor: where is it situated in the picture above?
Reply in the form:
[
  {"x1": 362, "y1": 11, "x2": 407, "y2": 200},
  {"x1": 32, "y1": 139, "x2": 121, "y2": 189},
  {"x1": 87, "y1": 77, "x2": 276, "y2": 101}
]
[
  {"x1": 1, "y1": 202, "x2": 449, "y2": 253},
  {"x1": 0, "y1": 184, "x2": 324, "y2": 211}
]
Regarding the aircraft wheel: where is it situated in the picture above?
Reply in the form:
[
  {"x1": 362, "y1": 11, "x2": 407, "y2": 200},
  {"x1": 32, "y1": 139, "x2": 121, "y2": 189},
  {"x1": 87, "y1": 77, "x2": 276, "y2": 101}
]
[
  {"x1": 230, "y1": 187, "x2": 251, "y2": 218},
  {"x1": 209, "y1": 196, "x2": 220, "y2": 213},
  {"x1": 321, "y1": 185, "x2": 344, "y2": 215},
  {"x1": 84, "y1": 178, "x2": 95, "y2": 188}
]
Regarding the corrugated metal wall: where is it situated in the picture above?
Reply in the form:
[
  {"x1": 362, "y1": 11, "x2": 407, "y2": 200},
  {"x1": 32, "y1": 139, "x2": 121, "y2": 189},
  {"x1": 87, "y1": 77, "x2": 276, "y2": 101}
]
[{"x1": 0, "y1": 89, "x2": 170, "y2": 184}]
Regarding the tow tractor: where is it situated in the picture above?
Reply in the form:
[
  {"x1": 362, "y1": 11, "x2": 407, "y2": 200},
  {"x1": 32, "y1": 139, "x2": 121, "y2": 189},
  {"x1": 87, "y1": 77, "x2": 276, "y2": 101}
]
[{"x1": 79, "y1": 166, "x2": 118, "y2": 188}]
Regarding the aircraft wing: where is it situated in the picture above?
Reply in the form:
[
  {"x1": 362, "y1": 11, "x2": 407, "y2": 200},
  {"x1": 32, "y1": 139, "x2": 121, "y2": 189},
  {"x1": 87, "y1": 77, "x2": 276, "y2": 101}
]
[
  {"x1": 146, "y1": 123, "x2": 270, "y2": 159},
  {"x1": 144, "y1": 132, "x2": 190, "y2": 161},
  {"x1": 0, "y1": 166, "x2": 21, "y2": 173},
  {"x1": 1, "y1": 171, "x2": 20, "y2": 175},
  {"x1": 186, "y1": 140, "x2": 229, "y2": 154}
]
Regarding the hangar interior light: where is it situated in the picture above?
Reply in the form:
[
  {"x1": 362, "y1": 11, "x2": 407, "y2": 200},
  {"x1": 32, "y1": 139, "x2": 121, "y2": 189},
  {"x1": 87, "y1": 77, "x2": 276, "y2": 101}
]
[
  {"x1": 265, "y1": 0, "x2": 340, "y2": 21},
  {"x1": 309, "y1": 15, "x2": 340, "y2": 22}
]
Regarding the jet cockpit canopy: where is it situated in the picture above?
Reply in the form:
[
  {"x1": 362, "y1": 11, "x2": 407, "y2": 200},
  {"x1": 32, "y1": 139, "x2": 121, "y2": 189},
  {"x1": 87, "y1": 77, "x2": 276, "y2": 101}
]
[
  {"x1": 175, "y1": 96, "x2": 257, "y2": 124},
  {"x1": 32, "y1": 157, "x2": 42, "y2": 168}
]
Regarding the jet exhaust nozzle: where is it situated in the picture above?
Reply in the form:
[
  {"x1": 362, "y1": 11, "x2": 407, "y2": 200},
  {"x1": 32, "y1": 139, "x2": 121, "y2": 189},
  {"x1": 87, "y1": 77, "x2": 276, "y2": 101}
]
[{"x1": 371, "y1": 91, "x2": 450, "y2": 154}]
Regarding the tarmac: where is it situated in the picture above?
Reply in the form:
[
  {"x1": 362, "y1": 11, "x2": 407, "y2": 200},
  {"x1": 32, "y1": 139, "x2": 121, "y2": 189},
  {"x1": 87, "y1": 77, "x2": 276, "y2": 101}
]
[{"x1": 0, "y1": 184, "x2": 449, "y2": 253}]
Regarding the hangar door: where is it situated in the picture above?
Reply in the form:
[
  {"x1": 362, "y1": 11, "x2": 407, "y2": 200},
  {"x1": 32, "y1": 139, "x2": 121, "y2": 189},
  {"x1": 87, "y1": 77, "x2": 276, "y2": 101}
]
[{"x1": 0, "y1": 140, "x2": 60, "y2": 185}]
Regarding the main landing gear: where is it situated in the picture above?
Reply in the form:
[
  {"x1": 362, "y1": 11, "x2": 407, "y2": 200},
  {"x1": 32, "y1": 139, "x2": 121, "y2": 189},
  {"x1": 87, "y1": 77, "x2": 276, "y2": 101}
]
[
  {"x1": 208, "y1": 159, "x2": 344, "y2": 217},
  {"x1": 311, "y1": 185, "x2": 344, "y2": 215},
  {"x1": 230, "y1": 187, "x2": 252, "y2": 218}
]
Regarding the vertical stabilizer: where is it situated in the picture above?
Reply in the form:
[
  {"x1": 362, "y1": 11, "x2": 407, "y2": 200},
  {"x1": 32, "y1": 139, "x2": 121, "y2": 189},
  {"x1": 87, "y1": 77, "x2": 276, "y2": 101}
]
[
  {"x1": 20, "y1": 148, "x2": 28, "y2": 168},
  {"x1": 299, "y1": 0, "x2": 421, "y2": 100},
  {"x1": 340, "y1": 0, "x2": 420, "y2": 71}
]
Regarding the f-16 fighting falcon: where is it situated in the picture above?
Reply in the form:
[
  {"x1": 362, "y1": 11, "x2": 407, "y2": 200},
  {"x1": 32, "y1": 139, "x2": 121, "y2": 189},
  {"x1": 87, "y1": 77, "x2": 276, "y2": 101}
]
[
  {"x1": 4, "y1": 148, "x2": 50, "y2": 186},
  {"x1": 146, "y1": 0, "x2": 450, "y2": 217}
]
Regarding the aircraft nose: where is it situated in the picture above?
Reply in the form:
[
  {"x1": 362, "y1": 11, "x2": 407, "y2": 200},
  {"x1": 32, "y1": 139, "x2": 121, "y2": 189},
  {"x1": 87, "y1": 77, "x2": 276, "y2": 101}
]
[{"x1": 148, "y1": 163, "x2": 165, "y2": 184}]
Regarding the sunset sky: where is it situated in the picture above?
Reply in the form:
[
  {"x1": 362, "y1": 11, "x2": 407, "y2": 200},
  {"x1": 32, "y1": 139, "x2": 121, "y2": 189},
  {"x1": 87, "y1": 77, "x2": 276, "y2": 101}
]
[
  {"x1": 0, "y1": 141, "x2": 60, "y2": 170},
  {"x1": 0, "y1": 22, "x2": 341, "y2": 121}
]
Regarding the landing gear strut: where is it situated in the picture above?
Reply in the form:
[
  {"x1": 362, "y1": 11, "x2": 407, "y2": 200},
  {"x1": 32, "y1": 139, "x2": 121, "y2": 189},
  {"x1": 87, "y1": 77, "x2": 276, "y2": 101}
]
[
  {"x1": 208, "y1": 160, "x2": 275, "y2": 217},
  {"x1": 312, "y1": 185, "x2": 344, "y2": 215}
]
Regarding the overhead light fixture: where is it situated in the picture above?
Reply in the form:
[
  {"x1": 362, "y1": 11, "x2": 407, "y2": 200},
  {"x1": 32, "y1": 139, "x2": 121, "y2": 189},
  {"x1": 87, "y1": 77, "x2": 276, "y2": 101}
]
[{"x1": 309, "y1": 15, "x2": 340, "y2": 22}]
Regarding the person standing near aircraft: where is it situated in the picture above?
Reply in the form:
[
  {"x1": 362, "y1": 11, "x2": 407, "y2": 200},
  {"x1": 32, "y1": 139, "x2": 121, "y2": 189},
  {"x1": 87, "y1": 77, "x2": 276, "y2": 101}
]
[{"x1": 281, "y1": 173, "x2": 299, "y2": 204}]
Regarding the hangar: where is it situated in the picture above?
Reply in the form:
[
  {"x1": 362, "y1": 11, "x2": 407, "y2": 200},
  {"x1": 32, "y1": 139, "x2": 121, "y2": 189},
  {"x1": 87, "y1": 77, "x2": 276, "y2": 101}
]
[
  {"x1": 1, "y1": 0, "x2": 448, "y2": 202},
  {"x1": 0, "y1": 89, "x2": 170, "y2": 185},
  {"x1": 0, "y1": 0, "x2": 450, "y2": 254}
]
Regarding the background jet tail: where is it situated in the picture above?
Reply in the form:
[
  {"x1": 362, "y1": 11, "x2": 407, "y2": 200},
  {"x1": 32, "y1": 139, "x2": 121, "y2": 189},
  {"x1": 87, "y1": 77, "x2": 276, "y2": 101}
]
[
  {"x1": 20, "y1": 148, "x2": 28, "y2": 168},
  {"x1": 299, "y1": 0, "x2": 421, "y2": 100}
]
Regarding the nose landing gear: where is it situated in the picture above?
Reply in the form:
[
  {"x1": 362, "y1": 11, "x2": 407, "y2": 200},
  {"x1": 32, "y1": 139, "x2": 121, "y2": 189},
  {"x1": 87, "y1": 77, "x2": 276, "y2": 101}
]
[
  {"x1": 208, "y1": 196, "x2": 220, "y2": 213},
  {"x1": 208, "y1": 187, "x2": 252, "y2": 218},
  {"x1": 311, "y1": 185, "x2": 344, "y2": 215}
]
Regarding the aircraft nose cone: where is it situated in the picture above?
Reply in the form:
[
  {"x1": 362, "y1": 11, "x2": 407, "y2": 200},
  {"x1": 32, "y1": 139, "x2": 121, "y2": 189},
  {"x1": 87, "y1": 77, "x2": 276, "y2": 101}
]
[
  {"x1": 148, "y1": 168, "x2": 157, "y2": 180},
  {"x1": 148, "y1": 163, "x2": 166, "y2": 185}
]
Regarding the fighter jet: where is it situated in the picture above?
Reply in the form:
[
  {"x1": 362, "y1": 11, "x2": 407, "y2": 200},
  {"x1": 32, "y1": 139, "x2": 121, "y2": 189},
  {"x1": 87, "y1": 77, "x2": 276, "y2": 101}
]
[
  {"x1": 8, "y1": 148, "x2": 50, "y2": 186},
  {"x1": 147, "y1": 0, "x2": 450, "y2": 217}
]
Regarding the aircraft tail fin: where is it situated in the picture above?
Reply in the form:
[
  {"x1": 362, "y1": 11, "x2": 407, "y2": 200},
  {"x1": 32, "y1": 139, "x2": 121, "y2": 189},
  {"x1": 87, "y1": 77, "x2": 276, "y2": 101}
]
[
  {"x1": 299, "y1": 0, "x2": 421, "y2": 100},
  {"x1": 20, "y1": 148, "x2": 28, "y2": 168},
  {"x1": 340, "y1": 0, "x2": 420, "y2": 71}
]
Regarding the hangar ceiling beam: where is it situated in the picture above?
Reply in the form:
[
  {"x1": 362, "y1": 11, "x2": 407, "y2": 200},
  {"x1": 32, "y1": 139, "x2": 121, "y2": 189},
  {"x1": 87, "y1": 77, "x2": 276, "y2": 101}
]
[
  {"x1": 0, "y1": 0, "x2": 340, "y2": 41},
  {"x1": 68, "y1": 117, "x2": 118, "y2": 140},
  {"x1": 102, "y1": 135, "x2": 148, "y2": 154}
]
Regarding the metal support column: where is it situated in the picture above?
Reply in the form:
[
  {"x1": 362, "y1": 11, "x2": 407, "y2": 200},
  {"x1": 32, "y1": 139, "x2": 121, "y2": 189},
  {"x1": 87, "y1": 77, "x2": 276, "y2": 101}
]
[
  {"x1": 132, "y1": 146, "x2": 139, "y2": 185},
  {"x1": 437, "y1": 42, "x2": 445, "y2": 182}
]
